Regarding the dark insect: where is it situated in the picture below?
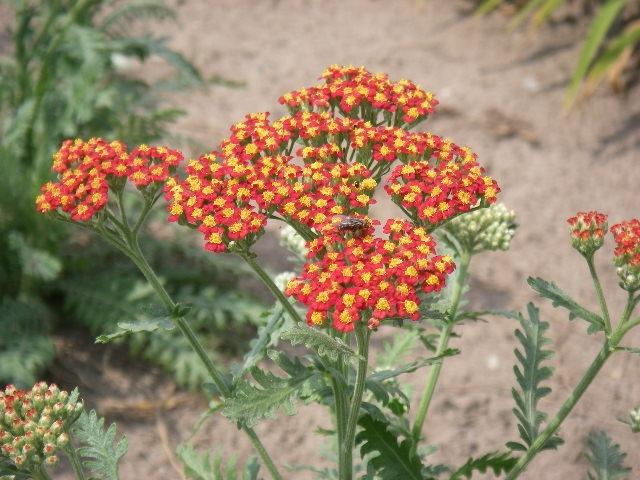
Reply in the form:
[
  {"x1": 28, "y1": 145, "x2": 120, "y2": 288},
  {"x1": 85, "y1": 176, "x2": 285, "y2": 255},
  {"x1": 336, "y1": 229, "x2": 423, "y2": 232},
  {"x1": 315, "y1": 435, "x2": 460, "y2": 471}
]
[{"x1": 337, "y1": 216, "x2": 367, "y2": 233}]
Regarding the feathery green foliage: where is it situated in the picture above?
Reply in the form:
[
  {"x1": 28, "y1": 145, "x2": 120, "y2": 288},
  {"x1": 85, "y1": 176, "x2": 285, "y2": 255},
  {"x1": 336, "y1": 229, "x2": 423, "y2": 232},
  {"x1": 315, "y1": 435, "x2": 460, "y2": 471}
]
[
  {"x1": 223, "y1": 351, "x2": 319, "y2": 427},
  {"x1": 72, "y1": 410, "x2": 128, "y2": 480},
  {"x1": 585, "y1": 431, "x2": 630, "y2": 480},
  {"x1": 377, "y1": 330, "x2": 420, "y2": 369},
  {"x1": 507, "y1": 303, "x2": 563, "y2": 452},
  {"x1": 0, "y1": 298, "x2": 55, "y2": 387},
  {"x1": 355, "y1": 414, "x2": 424, "y2": 480},
  {"x1": 449, "y1": 451, "x2": 517, "y2": 479},
  {"x1": 177, "y1": 445, "x2": 260, "y2": 480},
  {"x1": 281, "y1": 323, "x2": 360, "y2": 362},
  {"x1": 528, "y1": 277, "x2": 605, "y2": 334}
]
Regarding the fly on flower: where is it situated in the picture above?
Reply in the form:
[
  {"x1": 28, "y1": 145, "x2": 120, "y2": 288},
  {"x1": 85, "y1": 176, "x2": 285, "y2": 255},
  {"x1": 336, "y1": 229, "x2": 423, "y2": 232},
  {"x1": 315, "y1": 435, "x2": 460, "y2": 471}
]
[{"x1": 336, "y1": 216, "x2": 369, "y2": 235}]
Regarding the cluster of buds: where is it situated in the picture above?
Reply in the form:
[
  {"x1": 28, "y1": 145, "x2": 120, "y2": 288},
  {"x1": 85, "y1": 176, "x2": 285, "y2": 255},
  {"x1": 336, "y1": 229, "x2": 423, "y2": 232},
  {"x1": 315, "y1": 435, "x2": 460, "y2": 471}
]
[
  {"x1": 35, "y1": 138, "x2": 183, "y2": 222},
  {"x1": 627, "y1": 406, "x2": 640, "y2": 433},
  {"x1": 279, "y1": 225, "x2": 308, "y2": 260},
  {"x1": 0, "y1": 382, "x2": 82, "y2": 471},
  {"x1": 611, "y1": 219, "x2": 640, "y2": 291},
  {"x1": 286, "y1": 216, "x2": 455, "y2": 332},
  {"x1": 443, "y1": 203, "x2": 516, "y2": 254},
  {"x1": 567, "y1": 211, "x2": 608, "y2": 257}
]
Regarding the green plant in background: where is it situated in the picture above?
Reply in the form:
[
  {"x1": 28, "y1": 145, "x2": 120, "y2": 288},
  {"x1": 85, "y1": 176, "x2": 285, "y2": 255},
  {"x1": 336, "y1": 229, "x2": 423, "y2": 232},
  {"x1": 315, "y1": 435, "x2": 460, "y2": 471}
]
[
  {"x1": 0, "y1": 0, "x2": 255, "y2": 388},
  {"x1": 476, "y1": 0, "x2": 640, "y2": 105}
]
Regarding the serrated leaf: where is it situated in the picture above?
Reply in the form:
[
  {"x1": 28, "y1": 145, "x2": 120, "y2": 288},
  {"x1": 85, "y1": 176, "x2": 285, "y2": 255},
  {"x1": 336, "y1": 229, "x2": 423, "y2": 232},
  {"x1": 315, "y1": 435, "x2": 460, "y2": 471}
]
[
  {"x1": 449, "y1": 451, "x2": 517, "y2": 479},
  {"x1": 72, "y1": 410, "x2": 128, "y2": 480},
  {"x1": 239, "y1": 304, "x2": 286, "y2": 374},
  {"x1": 368, "y1": 349, "x2": 459, "y2": 383},
  {"x1": 176, "y1": 444, "x2": 260, "y2": 480},
  {"x1": 355, "y1": 414, "x2": 424, "y2": 480},
  {"x1": 96, "y1": 317, "x2": 175, "y2": 343},
  {"x1": 281, "y1": 323, "x2": 360, "y2": 362},
  {"x1": 585, "y1": 431, "x2": 630, "y2": 480},
  {"x1": 528, "y1": 277, "x2": 604, "y2": 333},
  {"x1": 508, "y1": 303, "x2": 563, "y2": 452},
  {"x1": 222, "y1": 354, "x2": 316, "y2": 427}
]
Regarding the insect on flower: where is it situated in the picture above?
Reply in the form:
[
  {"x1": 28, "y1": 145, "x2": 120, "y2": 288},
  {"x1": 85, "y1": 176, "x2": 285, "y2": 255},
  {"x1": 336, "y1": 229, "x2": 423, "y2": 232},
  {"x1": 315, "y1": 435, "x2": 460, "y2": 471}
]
[{"x1": 336, "y1": 216, "x2": 368, "y2": 235}]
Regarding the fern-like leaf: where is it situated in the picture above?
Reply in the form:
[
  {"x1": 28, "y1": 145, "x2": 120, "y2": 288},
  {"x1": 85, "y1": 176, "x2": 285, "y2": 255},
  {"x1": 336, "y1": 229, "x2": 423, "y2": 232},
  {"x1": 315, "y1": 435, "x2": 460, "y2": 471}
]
[
  {"x1": 507, "y1": 303, "x2": 562, "y2": 452},
  {"x1": 377, "y1": 330, "x2": 420, "y2": 369},
  {"x1": 72, "y1": 410, "x2": 128, "y2": 480},
  {"x1": 585, "y1": 431, "x2": 630, "y2": 480},
  {"x1": 280, "y1": 323, "x2": 360, "y2": 362},
  {"x1": 176, "y1": 444, "x2": 260, "y2": 480},
  {"x1": 0, "y1": 299, "x2": 55, "y2": 387},
  {"x1": 96, "y1": 317, "x2": 175, "y2": 343},
  {"x1": 528, "y1": 277, "x2": 604, "y2": 334},
  {"x1": 222, "y1": 352, "x2": 318, "y2": 427},
  {"x1": 449, "y1": 451, "x2": 517, "y2": 479},
  {"x1": 355, "y1": 414, "x2": 424, "y2": 480},
  {"x1": 239, "y1": 304, "x2": 287, "y2": 374}
]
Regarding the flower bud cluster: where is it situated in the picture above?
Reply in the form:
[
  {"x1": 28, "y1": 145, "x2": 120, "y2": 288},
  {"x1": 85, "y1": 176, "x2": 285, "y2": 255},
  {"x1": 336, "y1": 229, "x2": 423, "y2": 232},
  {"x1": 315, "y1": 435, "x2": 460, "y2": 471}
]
[
  {"x1": 628, "y1": 406, "x2": 640, "y2": 433},
  {"x1": 567, "y1": 211, "x2": 608, "y2": 257},
  {"x1": 279, "y1": 225, "x2": 308, "y2": 260},
  {"x1": 36, "y1": 138, "x2": 183, "y2": 222},
  {"x1": 443, "y1": 203, "x2": 516, "y2": 253},
  {"x1": 611, "y1": 219, "x2": 640, "y2": 291},
  {"x1": 0, "y1": 382, "x2": 82, "y2": 471},
  {"x1": 286, "y1": 216, "x2": 455, "y2": 332}
]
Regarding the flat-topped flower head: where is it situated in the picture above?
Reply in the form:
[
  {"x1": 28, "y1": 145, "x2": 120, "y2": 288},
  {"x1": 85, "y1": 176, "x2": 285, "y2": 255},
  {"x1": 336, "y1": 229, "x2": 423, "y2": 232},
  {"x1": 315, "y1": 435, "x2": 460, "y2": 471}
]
[
  {"x1": 385, "y1": 139, "x2": 499, "y2": 230},
  {"x1": 279, "y1": 65, "x2": 438, "y2": 127},
  {"x1": 0, "y1": 383, "x2": 82, "y2": 472},
  {"x1": 285, "y1": 216, "x2": 455, "y2": 332},
  {"x1": 611, "y1": 218, "x2": 640, "y2": 291},
  {"x1": 567, "y1": 211, "x2": 608, "y2": 257},
  {"x1": 36, "y1": 138, "x2": 183, "y2": 223}
]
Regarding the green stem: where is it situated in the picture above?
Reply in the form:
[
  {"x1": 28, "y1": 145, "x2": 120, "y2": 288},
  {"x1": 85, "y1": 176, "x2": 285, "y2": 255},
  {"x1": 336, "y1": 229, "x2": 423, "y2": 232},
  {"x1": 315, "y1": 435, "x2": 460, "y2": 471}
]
[
  {"x1": 340, "y1": 323, "x2": 371, "y2": 480},
  {"x1": 240, "y1": 251, "x2": 304, "y2": 324},
  {"x1": 505, "y1": 344, "x2": 611, "y2": 479},
  {"x1": 121, "y1": 241, "x2": 283, "y2": 480},
  {"x1": 411, "y1": 250, "x2": 471, "y2": 442},
  {"x1": 586, "y1": 255, "x2": 611, "y2": 333},
  {"x1": 507, "y1": 292, "x2": 637, "y2": 479},
  {"x1": 65, "y1": 444, "x2": 87, "y2": 480}
]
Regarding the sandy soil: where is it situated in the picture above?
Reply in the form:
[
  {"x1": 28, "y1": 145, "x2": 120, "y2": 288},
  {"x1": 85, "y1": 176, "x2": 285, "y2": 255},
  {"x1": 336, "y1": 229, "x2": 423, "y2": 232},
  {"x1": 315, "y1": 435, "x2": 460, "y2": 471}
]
[{"x1": 50, "y1": 0, "x2": 640, "y2": 478}]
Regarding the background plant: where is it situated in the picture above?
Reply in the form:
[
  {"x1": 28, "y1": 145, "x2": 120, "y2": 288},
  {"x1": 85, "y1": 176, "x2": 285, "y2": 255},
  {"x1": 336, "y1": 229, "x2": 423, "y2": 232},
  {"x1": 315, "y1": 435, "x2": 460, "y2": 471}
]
[
  {"x1": 0, "y1": 0, "x2": 260, "y2": 388},
  {"x1": 475, "y1": 0, "x2": 640, "y2": 105}
]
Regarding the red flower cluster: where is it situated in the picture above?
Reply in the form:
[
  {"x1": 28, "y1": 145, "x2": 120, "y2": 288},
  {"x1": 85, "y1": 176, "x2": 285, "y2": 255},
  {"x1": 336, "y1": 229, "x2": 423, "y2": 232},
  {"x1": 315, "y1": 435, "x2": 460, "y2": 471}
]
[
  {"x1": 165, "y1": 111, "x2": 380, "y2": 251},
  {"x1": 611, "y1": 219, "x2": 640, "y2": 290},
  {"x1": 285, "y1": 217, "x2": 455, "y2": 332},
  {"x1": 385, "y1": 138, "x2": 499, "y2": 229},
  {"x1": 36, "y1": 138, "x2": 182, "y2": 222},
  {"x1": 0, "y1": 383, "x2": 82, "y2": 469},
  {"x1": 567, "y1": 211, "x2": 608, "y2": 256},
  {"x1": 279, "y1": 65, "x2": 438, "y2": 125}
]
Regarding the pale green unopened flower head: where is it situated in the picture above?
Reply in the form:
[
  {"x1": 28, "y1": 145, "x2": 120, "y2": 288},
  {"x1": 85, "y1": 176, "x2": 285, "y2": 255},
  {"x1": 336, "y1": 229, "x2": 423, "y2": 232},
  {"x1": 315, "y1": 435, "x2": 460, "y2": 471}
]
[
  {"x1": 279, "y1": 225, "x2": 308, "y2": 260},
  {"x1": 442, "y1": 203, "x2": 516, "y2": 254},
  {"x1": 628, "y1": 406, "x2": 640, "y2": 433}
]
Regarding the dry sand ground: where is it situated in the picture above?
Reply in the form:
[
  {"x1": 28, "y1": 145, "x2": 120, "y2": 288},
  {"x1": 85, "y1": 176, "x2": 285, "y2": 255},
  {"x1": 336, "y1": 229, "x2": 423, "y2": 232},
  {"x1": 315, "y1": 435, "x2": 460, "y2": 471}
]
[{"x1": 53, "y1": 0, "x2": 640, "y2": 478}]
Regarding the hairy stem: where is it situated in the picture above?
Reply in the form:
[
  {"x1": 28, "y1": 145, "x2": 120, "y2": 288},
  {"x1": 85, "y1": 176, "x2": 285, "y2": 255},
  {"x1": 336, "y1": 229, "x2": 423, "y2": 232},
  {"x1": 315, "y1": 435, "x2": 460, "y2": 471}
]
[
  {"x1": 65, "y1": 444, "x2": 87, "y2": 480},
  {"x1": 111, "y1": 237, "x2": 283, "y2": 480},
  {"x1": 586, "y1": 255, "x2": 611, "y2": 333},
  {"x1": 340, "y1": 323, "x2": 371, "y2": 480},
  {"x1": 507, "y1": 292, "x2": 637, "y2": 479},
  {"x1": 505, "y1": 345, "x2": 611, "y2": 479},
  {"x1": 411, "y1": 249, "x2": 471, "y2": 442}
]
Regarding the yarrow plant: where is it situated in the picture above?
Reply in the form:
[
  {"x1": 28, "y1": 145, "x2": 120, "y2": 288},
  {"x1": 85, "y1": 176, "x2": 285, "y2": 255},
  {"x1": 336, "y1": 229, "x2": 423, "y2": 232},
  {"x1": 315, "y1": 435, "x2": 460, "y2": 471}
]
[{"x1": 15, "y1": 65, "x2": 640, "y2": 480}]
